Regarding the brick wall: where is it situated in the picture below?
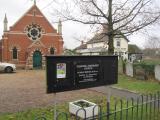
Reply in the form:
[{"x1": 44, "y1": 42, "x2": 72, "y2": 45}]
[{"x1": 0, "y1": 40, "x2": 2, "y2": 61}]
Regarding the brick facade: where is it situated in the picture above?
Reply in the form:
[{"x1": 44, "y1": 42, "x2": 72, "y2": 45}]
[
  {"x1": 0, "y1": 41, "x2": 2, "y2": 61},
  {"x1": 0, "y1": 4, "x2": 63, "y2": 69}
]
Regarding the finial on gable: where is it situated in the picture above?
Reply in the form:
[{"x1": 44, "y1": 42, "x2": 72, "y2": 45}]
[
  {"x1": 4, "y1": 13, "x2": 8, "y2": 32},
  {"x1": 34, "y1": 0, "x2": 36, "y2": 5},
  {"x1": 58, "y1": 19, "x2": 62, "y2": 35},
  {"x1": 4, "y1": 13, "x2": 8, "y2": 23}
]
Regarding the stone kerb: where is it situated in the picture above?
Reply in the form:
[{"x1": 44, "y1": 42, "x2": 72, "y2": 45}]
[
  {"x1": 126, "y1": 62, "x2": 133, "y2": 77},
  {"x1": 155, "y1": 65, "x2": 160, "y2": 81}
]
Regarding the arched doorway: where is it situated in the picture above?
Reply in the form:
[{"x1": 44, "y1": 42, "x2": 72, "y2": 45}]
[{"x1": 33, "y1": 51, "x2": 42, "y2": 69}]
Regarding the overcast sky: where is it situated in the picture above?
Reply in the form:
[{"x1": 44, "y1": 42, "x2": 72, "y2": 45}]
[{"x1": 0, "y1": 0, "x2": 160, "y2": 49}]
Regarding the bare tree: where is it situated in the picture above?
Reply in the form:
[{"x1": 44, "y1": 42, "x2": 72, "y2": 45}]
[
  {"x1": 145, "y1": 36, "x2": 160, "y2": 49},
  {"x1": 52, "y1": 0, "x2": 160, "y2": 54}
]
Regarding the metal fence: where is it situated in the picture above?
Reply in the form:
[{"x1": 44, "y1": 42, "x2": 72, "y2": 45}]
[{"x1": 35, "y1": 91, "x2": 160, "y2": 120}]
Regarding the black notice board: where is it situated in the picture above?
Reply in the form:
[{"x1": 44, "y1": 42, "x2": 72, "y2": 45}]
[{"x1": 46, "y1": 56, "x2": 118, "y2": 93}]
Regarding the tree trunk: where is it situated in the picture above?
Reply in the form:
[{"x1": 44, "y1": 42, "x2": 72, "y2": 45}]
[
  {"x1": 108, "y1": 34, "x2": 114, "y2": 54},
  {"x1": 108, "y1": 0, "x2": 114, "y2": 55}
]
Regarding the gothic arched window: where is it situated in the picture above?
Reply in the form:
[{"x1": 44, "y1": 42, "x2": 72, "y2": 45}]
[
  {"x1": 50, "y1": 47, "x2": 55, "y2": 55},
  {"x1": 12, "y1": 47, "x2": 18, "y2": 59}
]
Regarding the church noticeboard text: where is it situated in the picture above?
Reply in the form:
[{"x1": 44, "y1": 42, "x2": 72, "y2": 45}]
[{"x1": 76, "y1": 62, "x2": 100, "y2": 83}]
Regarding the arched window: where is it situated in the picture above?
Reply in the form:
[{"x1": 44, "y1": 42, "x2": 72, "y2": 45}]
[
  {"x1": 50, "y1": 47, "x2": 55, "y2": 54},
  {"x1": 12, "y1": 47, "x2": 18, "y2": 59},
  {"x1": 117, "y1": 41, "x2": 121, "y2": 47}
]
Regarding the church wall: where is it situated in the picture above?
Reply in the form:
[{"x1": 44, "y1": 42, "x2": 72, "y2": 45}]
[
  {"x1": 0, "y1": 41, "x2": 2, "y2": 61},
  {"x1": 2, "y1": 33, "x2": 63, "y2": 68},
  {"x1": 7, "y1": 34, "x2": 31, "y2": 62}
]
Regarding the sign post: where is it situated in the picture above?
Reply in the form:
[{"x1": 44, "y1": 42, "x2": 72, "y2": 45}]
[{"x1": 54, "y1": 93, "x2": 57, "y2": 120}]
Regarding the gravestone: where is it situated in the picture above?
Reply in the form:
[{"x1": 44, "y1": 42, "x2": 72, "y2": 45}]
[
  {"x1": 135, "y1": 67, "x2": 146, "y2": 80},
  {"x1": 155, "y1": 65, "x2": 160, "y2": 81},
  {"x1": 126, "y1": 63, "x2": 133, "y2": 77}
]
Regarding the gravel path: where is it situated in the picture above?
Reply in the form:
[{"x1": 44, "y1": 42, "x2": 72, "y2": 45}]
[
  {"x1": 89, "y1": 86, "x2": 141, "y2": 100},
  {"x1": 0, "y1": 70, "x2": 104, "y2": 113}
]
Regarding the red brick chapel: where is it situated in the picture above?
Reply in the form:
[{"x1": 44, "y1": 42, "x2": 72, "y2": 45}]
[{"x1": 0, "y1": 2, "x2": 63, "y2": 69}]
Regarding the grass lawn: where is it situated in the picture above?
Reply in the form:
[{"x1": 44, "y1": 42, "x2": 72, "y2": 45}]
[
  {"x1": 142, "y1": 59, "x2": 160, "y2": 65},
  {"x1": 115, "y1": 74, "x2": 160, "y2": 94},
  {"x1": 0, "y1": 97, "x2": 108, "y2": 120},
  {"x1": 0, "y1": 91, "x2": 159, "y2": 120},
  {"x1": 117, "y1": 59, "x2": 160, "y2": 94}
]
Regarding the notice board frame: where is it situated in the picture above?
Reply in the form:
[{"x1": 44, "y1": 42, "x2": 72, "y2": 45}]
[{"x1": 46, "y1": 55, "x2": 118, "y2": 93}]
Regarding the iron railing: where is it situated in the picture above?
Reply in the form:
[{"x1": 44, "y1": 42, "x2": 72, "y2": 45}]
[{"x1": 35, "y1": 91, "x2": 160, "y2": 120}]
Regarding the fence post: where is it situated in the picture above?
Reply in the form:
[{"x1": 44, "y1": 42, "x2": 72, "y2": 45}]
[
  {"x1": 158, "y1": 91, "x2": 160, "y2": 119},
  {"x1": 126, "y1": 99, "x2": 129, "y2": 120},
  {"x1": 54, "y1": 93, "x2": 57, "y2": 120},
  {"x1": 131, "y1": 98, "x2": 134, "y2": 120},
  {"x1": 120, "y1": 99, "x2": 123, "y2": 120},
  {"x1": 153, "y1": 94, "x2": 156, "y2": 120},
  {"x1": 146, "y1": 95, "x2": 149, "y2": 120},
  {"x1": 107, "y1": 88, "x2": 111, "y2": 120},
  {"x1": 136, "y1": 97, "x2": 139, "y2": 120},
  {"x1": 107, "y1": 101, "x2": 110, "y2": 120},
  {"x1": 149, "y1": 94, "x2": 153, "y2": 120},
  {"x1": 114, "y1": 98, "x2": 117, "y2": 120},
  {"x1": 96, "y1": 105, "x2": 102, "y2": 120},
  {"x1": 140, "y1": 95, "x2": 144, "y2": 120}
]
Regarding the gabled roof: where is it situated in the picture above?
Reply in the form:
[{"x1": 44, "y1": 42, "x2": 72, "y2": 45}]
[
  {"x1": 87, "y1": 33, "x2": 108, "y2": 44},
  {"x1": 75, "y1": 44, "x2": 87, "y2": 50},
  {"x1": 86, "y1": 33, "x2": 129, "y2": 44},
  {"x1": 10, "y1": 4, "x2": 57, "y2": 33},
  {"x1": 128, "y1": 44, "x2": 142, "y2": 53}
]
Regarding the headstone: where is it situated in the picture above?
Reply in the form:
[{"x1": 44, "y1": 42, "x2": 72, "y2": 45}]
[
  {"x1": 135, "y1": 67, "x2": 146, "y2": 80},
  {"x1": 155, "y1": 65, "x2": 160, "y2": 81},
  {"x1": 126, "y1": 63, "x2": 133, "y2": 77}
]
